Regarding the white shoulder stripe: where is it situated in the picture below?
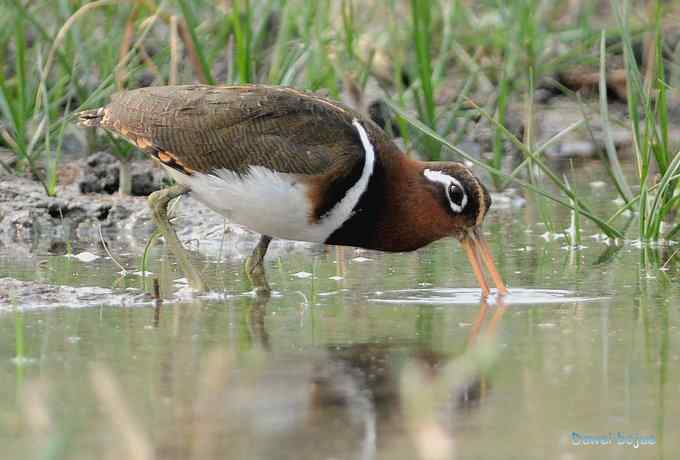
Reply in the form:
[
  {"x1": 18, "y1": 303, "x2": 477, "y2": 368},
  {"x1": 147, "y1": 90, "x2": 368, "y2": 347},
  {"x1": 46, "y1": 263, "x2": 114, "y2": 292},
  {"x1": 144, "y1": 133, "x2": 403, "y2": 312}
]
[
  {"x1": 164, "y1": 118, "x2": 377, "y2": 244},
  {"x1": 316, "y1": 119, "x2": 376, "y2": 233}
]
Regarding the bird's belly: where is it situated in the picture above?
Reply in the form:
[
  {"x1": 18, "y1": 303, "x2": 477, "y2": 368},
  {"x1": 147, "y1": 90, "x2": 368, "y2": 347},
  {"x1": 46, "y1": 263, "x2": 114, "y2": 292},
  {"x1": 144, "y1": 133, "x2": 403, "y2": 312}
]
[{"x1": 164, "y1": 166, "x2": 332, "y2": 243}]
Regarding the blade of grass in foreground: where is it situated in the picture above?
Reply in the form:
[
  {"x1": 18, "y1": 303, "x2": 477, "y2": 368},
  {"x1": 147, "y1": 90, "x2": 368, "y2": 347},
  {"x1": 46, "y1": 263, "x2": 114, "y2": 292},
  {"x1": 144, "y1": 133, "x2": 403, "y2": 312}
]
[
  {"x1": 503, "y1": 119, "x2": 585, "y2": 187},
  {"x1": 599, "y1": 31, "x2": 633, "y2": 204},
  {"x1": 611, "y1": 0, "x2": 677, "y2": 241},
  {"x1": 383, "y1": 98, "x2": 623, "y2": 239},
  {"x1": 646, "y1": 149, "x2": 680, "y2": 240},
  {"x1": 410, "y1": 0, "x2": 440, "y2": 160},
  {"x1": 612, "y1": 0, "x2": 653, "y2": 240},
  {"x1": 231, "y1": 0, "x2": 253, "y2": 83},
  {"x1": 491, "y1": 35, "x2": 517, "y2": 190},
  {"x1": 645, "y1": 2, "x2": 677, "y2": 240},
  {"x1": 177, "y1": 0, "x2": 215, "y2": 85}
]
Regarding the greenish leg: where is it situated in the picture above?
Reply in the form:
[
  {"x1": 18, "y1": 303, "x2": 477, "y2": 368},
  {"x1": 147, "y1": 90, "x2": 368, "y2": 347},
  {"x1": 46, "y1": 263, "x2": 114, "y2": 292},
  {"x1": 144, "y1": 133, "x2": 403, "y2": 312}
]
[
  {"x1": 147, "y1": 184, "x2": 206, "y2": 292},
  {"x1": 244, "y1": 235, "x2": 272, "y2": 296}
]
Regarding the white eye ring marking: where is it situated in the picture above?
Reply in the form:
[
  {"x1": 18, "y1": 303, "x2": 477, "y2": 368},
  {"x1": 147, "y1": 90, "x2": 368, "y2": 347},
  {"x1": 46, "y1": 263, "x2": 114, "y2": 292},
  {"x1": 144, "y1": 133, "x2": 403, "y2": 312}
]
[{"x1": 423, "y1": 168, "x2": 468, "y2": 213}]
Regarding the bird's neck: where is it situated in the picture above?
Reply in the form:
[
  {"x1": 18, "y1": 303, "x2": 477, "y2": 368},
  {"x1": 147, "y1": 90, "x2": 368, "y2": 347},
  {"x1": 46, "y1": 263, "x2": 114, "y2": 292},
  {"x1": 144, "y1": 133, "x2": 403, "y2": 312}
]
[
  {"x1": 325, "y1": 147, "x2": 449, "y2": 252},
  {"x1": 369, "y1": 154, "x2": 450, "y2": 252}
]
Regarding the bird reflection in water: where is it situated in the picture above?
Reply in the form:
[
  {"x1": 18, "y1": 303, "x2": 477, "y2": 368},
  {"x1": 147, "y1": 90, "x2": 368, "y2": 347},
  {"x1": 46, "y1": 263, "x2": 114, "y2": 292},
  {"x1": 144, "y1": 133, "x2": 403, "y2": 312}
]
[{"x1": 239, "y1": 295, "x2": 508, "y2": 460}]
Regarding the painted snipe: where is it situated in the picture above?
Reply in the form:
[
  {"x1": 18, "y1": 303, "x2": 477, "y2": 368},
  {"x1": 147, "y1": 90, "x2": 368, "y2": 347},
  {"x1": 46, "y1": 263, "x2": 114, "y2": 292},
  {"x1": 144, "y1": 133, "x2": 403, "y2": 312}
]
[{"x1": 78, "y1": 85, "x2": 507, "y2": 296}]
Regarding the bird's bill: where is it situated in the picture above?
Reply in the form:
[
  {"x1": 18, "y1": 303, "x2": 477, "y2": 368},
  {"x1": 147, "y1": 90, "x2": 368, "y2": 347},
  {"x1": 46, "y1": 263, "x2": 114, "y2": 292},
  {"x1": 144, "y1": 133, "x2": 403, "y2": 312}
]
[
  {"x1": 460, "y1": 232, "x2": 508, "y2": 297},
  {"x1": 461, "y1": 237, "x2": 490, "y2": 297},
  {"x1": 477, "y1": 237, "x2": 509, "y2": 296}
]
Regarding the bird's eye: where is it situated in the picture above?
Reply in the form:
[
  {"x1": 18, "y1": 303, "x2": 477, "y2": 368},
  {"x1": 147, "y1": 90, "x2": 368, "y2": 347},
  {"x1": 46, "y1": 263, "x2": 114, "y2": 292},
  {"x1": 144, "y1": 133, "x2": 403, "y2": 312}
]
[{"x1": 448, "y1": 183, "x2": 465, "y2": 208}]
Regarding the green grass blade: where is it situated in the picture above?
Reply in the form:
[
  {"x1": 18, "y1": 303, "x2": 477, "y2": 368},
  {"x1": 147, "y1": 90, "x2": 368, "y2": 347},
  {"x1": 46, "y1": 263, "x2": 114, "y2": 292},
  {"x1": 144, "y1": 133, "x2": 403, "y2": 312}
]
[
  {"x1": 231, "y1": 0, "x2": 253, "y2": 83},
  {"x1": 410, "y1": 0, "x2": 439, "y2": 159},
  {"x1": 502, "y1": 119, "x2": 585, "y2": 190},
  {"x1": 599, "y1": 31, "x2": 633, "y2": 203},
  {"x1": 177, "y1": 0, "x2": 215, "y2": 84},
  {"x1": 13, "y1": 8, "x2": 28, "y2": 140},
  {"x1": 647, "y1": 149, "x2": 680, "y2": 239}
]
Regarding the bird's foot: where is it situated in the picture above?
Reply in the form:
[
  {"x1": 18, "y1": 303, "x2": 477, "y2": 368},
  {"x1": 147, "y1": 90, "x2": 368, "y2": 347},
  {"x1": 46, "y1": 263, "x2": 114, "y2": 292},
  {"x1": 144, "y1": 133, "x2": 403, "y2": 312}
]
[
  {"x1": 245, "y1": 235, "x2": 272, "y2": 297},
  {"x1": 245, "y1": 256, "x2": 271, "y2": 297}
]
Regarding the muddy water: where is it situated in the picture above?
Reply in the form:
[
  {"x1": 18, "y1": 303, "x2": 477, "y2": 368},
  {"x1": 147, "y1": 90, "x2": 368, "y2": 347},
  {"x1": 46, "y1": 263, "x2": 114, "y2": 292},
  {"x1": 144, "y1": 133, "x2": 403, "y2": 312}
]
[{"x1": 1, "y1": 165, "x2": 679, "y2": 459}]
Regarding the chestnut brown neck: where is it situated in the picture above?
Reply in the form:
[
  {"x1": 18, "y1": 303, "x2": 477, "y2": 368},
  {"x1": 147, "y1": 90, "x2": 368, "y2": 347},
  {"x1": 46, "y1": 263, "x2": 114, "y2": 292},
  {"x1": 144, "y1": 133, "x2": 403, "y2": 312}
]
[
  {"x1": 369, "y1": 154, "x2": 456, "y2": 251},
  {"x1": 325, "y1": 145, "x2": 454, "y2": 252}
]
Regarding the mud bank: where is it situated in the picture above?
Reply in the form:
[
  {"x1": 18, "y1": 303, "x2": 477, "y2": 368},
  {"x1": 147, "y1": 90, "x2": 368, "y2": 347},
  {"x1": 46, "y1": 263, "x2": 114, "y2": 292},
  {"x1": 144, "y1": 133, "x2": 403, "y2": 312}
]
[{"x1": 0, "y1": 277, "x2": 153, "y2": 310}]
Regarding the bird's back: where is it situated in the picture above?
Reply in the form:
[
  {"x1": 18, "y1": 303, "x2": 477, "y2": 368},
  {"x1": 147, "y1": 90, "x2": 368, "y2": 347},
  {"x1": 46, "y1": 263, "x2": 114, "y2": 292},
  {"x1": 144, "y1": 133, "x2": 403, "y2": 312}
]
[{"x1": 79, "y1": 84, "x2": 391, "y2": 178}]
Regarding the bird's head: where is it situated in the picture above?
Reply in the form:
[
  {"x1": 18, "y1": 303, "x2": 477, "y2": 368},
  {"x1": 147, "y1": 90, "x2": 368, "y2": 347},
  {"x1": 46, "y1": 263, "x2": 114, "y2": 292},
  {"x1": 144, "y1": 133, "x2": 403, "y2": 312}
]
[{"x1": 420, "y1": 162, "x2": 507, "y2": 297}]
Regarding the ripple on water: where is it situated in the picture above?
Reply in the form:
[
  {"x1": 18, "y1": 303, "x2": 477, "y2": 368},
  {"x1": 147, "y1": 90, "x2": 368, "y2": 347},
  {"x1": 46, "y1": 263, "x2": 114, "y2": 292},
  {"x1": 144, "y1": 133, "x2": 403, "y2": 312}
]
[{"x1": 369, "y1": 288, "x2": 608, "y2": 306}]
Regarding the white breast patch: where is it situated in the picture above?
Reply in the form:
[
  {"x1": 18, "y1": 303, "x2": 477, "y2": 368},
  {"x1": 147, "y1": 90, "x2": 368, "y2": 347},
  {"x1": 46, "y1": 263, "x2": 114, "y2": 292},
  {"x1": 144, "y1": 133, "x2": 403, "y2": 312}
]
[{"x1": 164, "y1": 118, "x2": 376, "y2": 243}]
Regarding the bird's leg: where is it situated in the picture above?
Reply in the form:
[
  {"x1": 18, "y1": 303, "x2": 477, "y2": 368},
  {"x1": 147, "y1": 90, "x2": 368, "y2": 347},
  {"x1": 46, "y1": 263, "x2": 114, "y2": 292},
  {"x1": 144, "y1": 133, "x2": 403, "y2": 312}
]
[
  {"x1": 147, "y1": 184, "x2": 206, "y2": 292},
  {"x1": 245, "y1": 235, "x2": 272, "y2": 296}
]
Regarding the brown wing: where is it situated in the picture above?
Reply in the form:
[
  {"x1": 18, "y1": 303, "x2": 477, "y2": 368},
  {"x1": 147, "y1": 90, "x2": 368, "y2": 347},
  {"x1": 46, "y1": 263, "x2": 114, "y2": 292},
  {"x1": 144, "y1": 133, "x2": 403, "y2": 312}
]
[{"x1": 90, "y1": 84, "x2": 391, "y2": 177}]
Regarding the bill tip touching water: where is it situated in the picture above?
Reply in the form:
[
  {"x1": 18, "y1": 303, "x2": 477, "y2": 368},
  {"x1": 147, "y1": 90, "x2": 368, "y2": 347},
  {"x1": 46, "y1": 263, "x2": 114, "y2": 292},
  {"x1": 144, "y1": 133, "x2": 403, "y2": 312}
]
[
  {"x1": 78, "y1": 84, "x2": 507, "y2": 296},
  {"x1": 461, "y1": 228, "x2": 508, "y2": 297}
]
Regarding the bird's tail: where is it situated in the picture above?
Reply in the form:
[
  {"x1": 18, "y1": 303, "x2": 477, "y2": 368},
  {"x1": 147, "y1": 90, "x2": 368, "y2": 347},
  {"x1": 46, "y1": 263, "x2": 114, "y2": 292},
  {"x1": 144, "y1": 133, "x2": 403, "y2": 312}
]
[{"x1": 77, "y1": 107, "x2": 106, "y2": 127}]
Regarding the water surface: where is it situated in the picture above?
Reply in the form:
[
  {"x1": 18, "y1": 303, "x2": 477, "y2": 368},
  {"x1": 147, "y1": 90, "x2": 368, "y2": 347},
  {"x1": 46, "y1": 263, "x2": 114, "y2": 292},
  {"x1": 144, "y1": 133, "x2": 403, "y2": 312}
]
[{"x1": 1, "y1": 166, "x2": 678, "y2": 459}]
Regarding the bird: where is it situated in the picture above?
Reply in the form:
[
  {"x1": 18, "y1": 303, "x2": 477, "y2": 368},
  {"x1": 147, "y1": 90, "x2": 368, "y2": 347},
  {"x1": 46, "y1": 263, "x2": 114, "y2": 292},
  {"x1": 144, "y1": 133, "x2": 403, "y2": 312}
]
[{"x1": 78, "y1": 84, "x2": 507, "y2": 297}]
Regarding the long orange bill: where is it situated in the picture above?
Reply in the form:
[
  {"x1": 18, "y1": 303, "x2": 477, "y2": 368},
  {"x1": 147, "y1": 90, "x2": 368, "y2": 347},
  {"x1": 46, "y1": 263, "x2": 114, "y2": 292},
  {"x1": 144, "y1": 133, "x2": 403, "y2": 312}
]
[
  {"x1": 476, "y1": 237, "x2": 509, "y2": 296},
  {"x1": 461, "y1": 238, "x2": 490, "y2": 297}
]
